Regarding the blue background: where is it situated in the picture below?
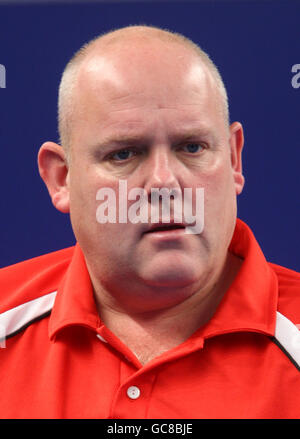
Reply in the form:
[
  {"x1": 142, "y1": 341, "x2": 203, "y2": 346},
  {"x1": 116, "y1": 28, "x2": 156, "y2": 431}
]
[{"x1": 0, "y1": 0, "x2": 299, "y2": 270}]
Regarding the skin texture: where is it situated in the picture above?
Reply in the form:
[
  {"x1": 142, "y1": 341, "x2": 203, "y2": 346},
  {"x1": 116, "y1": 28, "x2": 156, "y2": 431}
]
[{"x1": 38, "y1": 29, "x2": 245, "y2": 363}]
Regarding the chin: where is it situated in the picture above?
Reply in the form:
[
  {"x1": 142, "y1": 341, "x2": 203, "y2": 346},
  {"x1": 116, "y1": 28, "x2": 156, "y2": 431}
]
[{"x1": 139, "y1": 259, "x2": 201, "y2": 288}]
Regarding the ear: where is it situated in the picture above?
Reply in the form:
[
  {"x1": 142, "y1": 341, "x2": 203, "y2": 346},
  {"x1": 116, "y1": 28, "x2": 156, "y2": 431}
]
[
  {"x1": 37, "y1": 141, "x2": 70, "y2": 213},
  {"x1": 229, "y1": 122, "x2": 245, "y2": 195}
]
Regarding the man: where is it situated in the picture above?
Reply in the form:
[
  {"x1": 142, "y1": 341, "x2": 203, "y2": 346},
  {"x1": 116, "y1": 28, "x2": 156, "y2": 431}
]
[{"x1": 0, "y1": 25, "x2": 300, "y2": 419}]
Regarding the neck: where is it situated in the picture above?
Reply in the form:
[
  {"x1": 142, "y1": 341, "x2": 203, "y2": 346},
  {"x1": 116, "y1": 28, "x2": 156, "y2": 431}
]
[{"x1": 92, "y1": 252, "x2": 243, "y2": 364}]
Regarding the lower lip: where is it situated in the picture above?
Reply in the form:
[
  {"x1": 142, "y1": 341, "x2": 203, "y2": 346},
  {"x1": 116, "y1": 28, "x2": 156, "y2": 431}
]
[{"x1": 144, "y1": 228, "x2": 186, "y2": 240}]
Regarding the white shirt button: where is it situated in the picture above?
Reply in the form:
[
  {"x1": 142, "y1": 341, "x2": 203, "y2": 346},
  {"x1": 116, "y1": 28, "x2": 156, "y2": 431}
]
[{"x1": 127, "y1": 386, "x2": 141, "y2": 400}]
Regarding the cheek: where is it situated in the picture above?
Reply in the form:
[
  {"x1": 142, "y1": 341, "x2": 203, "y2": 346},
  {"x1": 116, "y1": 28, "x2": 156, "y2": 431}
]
[
  {"x1": 69, "y1": 164, "x2": 119, "y2": 210},
  {"x1": 201, "y1": 158, "x2": 237, "y2": 220},
  {"x1": 69, "y1": 167, "x2": 137, "y2": 243},
  {"x1": 67, "y1": 167, "x2": 105, "y2": 241}
]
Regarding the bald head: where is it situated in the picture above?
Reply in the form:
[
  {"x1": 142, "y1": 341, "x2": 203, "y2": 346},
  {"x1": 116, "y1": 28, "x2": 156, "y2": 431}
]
[{"x1": 58, "y1": 25, "x2": 229, "y2": 157}]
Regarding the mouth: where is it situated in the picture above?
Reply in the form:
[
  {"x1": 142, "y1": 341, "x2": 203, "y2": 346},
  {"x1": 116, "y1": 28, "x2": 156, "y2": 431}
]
[{"x1": 144, "y1": 224, "x2": 186, "y2": 234}]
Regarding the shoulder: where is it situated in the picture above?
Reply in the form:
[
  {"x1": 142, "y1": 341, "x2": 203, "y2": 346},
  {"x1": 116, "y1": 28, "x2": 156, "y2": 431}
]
[
  {"x1": 0, "y1": 247, "x2": 75, "y2": 314},
  {"x1": 269, "y1": 262, "x2": 300, "y2": 322},
  {"x1": 267, "y1": 263, "x2": 300, "y2": 370}
]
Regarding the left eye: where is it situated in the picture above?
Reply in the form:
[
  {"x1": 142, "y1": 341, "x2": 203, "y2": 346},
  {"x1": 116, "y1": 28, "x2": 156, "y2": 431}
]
[
  {"x1": 111, "y1": 149, "x2": 135, "y2": 161},
  {"x1": 182, "y1": 143, "x2": 204, "y2": 153}
]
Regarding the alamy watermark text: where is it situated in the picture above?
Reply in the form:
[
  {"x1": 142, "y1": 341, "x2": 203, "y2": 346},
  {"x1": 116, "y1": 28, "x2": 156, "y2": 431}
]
[
  {"x1": 96, "y1": 180, "x2": 204, "y2": 234},
  {"x1": 291, "y1": 64, "x2": 300, "y2": 89},
  {"x1": 0, "y1": 64, "x2": 6, "y2": 88}
]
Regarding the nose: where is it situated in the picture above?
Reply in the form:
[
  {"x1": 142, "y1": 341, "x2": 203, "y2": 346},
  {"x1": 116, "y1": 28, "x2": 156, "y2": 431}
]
[{"x1": 143, "y1": 145, "x2": 182, "y2": 196}]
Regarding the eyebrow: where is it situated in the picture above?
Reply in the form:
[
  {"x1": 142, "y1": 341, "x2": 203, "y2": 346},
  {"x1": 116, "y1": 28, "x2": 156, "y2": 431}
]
[
  {"x1": 172, "y1": 129, "x2": 216, "y2": 143},
  {"x1": 92, "y1": 127, "x2": 218, "y2": 153},
  {"x1": 90, "y1": 135, "x2": 148, "y2": 155},
  {"x1": 101, "y1": 135, "x2": 148, "y2": 148}
]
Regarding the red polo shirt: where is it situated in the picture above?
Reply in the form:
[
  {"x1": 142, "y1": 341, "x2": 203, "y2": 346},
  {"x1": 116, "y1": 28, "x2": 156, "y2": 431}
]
[{"x1": 0, "y1": 218, "x2": 300, "y2": 419}]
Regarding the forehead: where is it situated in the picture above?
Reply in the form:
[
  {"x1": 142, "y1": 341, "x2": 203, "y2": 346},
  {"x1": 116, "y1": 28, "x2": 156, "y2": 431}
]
[
  {"x1": 71, "y1": 40, "x2": 224, "y2": 144},
  {"x1": 78, "y1": 38, "x2": 218, "y2": 98}
]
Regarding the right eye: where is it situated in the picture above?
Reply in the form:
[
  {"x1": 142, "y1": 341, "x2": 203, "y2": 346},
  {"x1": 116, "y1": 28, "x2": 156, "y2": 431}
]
[{"x1": 109, "y1": 149, "x2": 136, "y2": 161}]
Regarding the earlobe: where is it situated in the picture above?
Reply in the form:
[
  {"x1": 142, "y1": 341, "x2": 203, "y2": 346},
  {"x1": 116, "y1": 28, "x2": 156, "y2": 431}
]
[
  {"x1": 37, "y1": 141, "x2": 70, "y2": 213},
  {"x1": 229, "y1": 122, "x2": 245, "y2": 195}
]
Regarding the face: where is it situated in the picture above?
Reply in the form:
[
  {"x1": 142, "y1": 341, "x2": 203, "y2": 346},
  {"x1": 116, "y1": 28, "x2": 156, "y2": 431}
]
[{"x1": 62, "y1": 40, "x2": 244, "y2": 311}]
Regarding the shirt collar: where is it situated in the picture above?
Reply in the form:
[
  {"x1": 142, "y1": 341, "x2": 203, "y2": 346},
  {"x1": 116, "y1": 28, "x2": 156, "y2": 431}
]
[
  {"x1": 49, "y1": 218, "x2": 278, "y2": 341},
  {"x1": 48, "y1": 244, "x2": 101, "y2": 341},
  {"x1": 196, "y1": 218, "x2": 278, "y2": 340}
]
